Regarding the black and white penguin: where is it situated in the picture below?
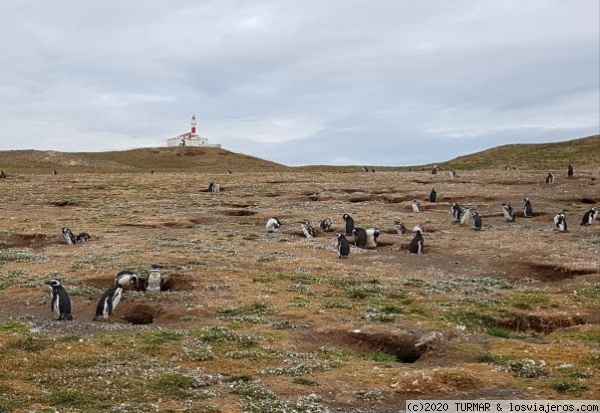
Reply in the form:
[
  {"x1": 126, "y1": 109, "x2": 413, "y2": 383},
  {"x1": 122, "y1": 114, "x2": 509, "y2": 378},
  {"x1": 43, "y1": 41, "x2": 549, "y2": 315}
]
[
  {"x1": 45, "y1": 279, "x2": 73, "y2": 321},
  {"x1": 523, "y1": 198, "x2": 533, "y2": 218},
  {"x1": 554, "y1": 213, "x2": 567, "y2": 232},
  {"x1": 146, "y1": 266, "x2": 163, "y2": 292},
  {"x1": 52, "y1": 169, "x2": 58, "y2": 176},
  {"x1": 567, "y1": 164, "x2": 574, "y2": 178},
  {"x1": 300, "y1": 221, "x2": 316, "y2": 238},
  {"x1": 0, "y1": 170, "x2": 6, "y2": 179},
  {"x1": 472, "y1": 212, "x2": 483, "y2": 230},
  {"x1": 365, "y1": 228, "x2": 380, "y2": 248},
  {"x1": 265, "y1": 217, "x2": 282, "y2": 233},
  {"x1": 320, "y1": 217, "x2": 333, "y2": 232},
  {"x1": 459, "y1": 208, "x2": 472, "y2": 226},
  {"x1": 451, "y1": 203, "x2": 463, "y2": 222},
  {"x1": 581, "y1": 207, "x2": 598, "y2": 226},
  {"x1": 394, "y1": 220, "x2": 407, "y2": 235},
  {"x1": 93, "y1": 284, "x2": 123, "y2": 321},
  {"x1": 408, "y1": 226, "x2": 424, "y2": 254},
  {"x1": 450, "y1": 169, "x2": 458, "y2": 178},
  {"x1": 336, "y1": 233, "x2": 350, "y2": 259},
  {"x1": 545, "y1": 172, "x2": 555, "y2": 184},
  {"x1": 412, "y1": 200, "x2": 422, "y2": 213},
  {"x1": 61, "y1": 227, "x2": 91, "y2": 245},
  {"x1": 429, "y1": 188, "x2": 437, "y2": 203},
  {"x1": 363, "y1": 166, "x2": 369, "y2": 172},
  {"x1": 342, "y1": 214, "x2": 355, "y2": 236},
  {"x1": 352, "y1": 227, "x2": 367, "y2": 248},
  {"x1": 115, "y1": 271, "x2": 139, "y2": 290},
  {"x1": 502, "y1": 203, "x2": 515, "y2": 222},
  {"x1": 431, "y1": 164, "x2": 439, "y2": 175}
]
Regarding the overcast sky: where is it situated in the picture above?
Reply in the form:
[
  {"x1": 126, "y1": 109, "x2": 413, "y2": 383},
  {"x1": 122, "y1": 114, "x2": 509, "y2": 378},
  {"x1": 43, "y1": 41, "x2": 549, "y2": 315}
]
[{"x1": 0, "y1": 1, "x2": 598, "y2": 166}]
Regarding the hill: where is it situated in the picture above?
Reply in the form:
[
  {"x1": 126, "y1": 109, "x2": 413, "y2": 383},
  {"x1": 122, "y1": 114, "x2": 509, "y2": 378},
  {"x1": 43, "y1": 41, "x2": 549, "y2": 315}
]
[
  {"x1": 438, "y1": 134, "x2": 600, "y2": 171},
  {"x1": 0, "y1": 146, "x2": 287, "y2": 174}
]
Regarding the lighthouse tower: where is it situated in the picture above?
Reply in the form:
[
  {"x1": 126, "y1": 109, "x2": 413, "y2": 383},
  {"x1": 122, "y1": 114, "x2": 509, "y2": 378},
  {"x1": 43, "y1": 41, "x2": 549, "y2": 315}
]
[{"x1": 190, "y1": 115, "x2": 197, "y2": 134}]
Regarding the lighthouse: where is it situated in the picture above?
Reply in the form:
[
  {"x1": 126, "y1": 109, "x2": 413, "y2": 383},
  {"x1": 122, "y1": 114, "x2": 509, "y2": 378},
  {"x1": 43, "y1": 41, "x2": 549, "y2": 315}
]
[{"x1": 166, "y1": 115, "x2": 221, "y2": 148}]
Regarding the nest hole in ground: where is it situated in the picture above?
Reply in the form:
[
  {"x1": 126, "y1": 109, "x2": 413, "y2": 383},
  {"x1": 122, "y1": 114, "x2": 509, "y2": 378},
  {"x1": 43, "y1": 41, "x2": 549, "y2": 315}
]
[
  {"x1": 122, "y1": 304, "x2": 157, "y2": 325},
  {"x1": 220, "y1": 209, "x2": 257, "y2": 216},
  {"x1": 0, "y1": 233, "x2": 62, "y2": 249},
  {"x1": 347, "y1": 331, "x2": 427, "y2": 363},
  {"x1": 525, "y1": 263, "x2": 597, "y2": 281}
]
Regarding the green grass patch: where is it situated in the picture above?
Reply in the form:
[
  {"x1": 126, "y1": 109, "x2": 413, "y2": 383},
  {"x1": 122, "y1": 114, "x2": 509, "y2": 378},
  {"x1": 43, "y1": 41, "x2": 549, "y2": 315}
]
[
  {"x1": 149, "y1": 373, "x2": 196, "y2": 399},
  {"x1": 51, "y1": 390, "x2": 102, "y2": 409},
  {"x1": 550, "y1": 379, "x2": 588, "y2": 394},
  {"x1": 0, "y1": 320, "x2": 29, "y2": 333},
  {"x1": 293, "y1": 377, "x2": 319, "y2": 386},
  {"x1": 7, "y1": 335, "x2": 51, "y2": 352},
  {"x1": 0, "y1": 249, "x2": 48, "y2": 265},
  {"x1": 365, "y1": 351, "x2": 397, "y2": 362},
  {"x1": 511, "y1": 290, "x2": 550, "y2": 309},
  {"x1": 485, "y1": 327, "x2": 511, "y2": 338}
]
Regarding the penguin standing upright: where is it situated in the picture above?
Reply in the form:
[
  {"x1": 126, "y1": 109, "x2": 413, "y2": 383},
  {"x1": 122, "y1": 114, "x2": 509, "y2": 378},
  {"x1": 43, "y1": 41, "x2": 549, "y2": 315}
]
[
  {"x1": 429, "y1": 188, "x2": 437, "y2": 203},
  {"x1": 45, "y1": 280, "x2": 73, "y2": 321},
  {"x1": 146, "y1": 266, "x2": 163, "y2": 292},
  {"x1": 459, "y1": 208, "x2": 472, "y2": 226},
  {"x1": 94, "y1": 284, "x2": 123, "y2": 321},
  {"x1": 365, "y1": 228, "x2": 380, "y2": 248},
  {"x1": 546, "y1": 172, "x2": 555, "y2": 184},
  {"x1": 554, "y1": 213, "x2": 568, "y2": 232},
  {"x1": 342, "y1": 214, "x2": 355, "y2": 236},
  {"x1": 394, "y1": 220, "x2": 407, "y2": 235},
  {"x1": 300, "y1": 221, "x2": 316, "y2": 238},
  {"x1": 412, "y1": 200, "x2": 422, "y2": 213},
  {"x1": 336, "y1": 233, "x2": 350, "y2": 259},
  {"x1": 451, "y1": 203, "x2": 463, "y2": 222},
  {"x1": 472, "y1": 212, "x2": 483, "y2": 230},
  {"x1": 523, "y1": 198, "x2": 533, "y2": 218},
  {"x1": 502, "y1": 203, "x2": 515, "y2": 222},
  {"x1": 581, "y1": 207, "x2": 598, "y2": 226},
  {"x1": 567, "y1": 164, "x2": 574, "y2": 178},
  {"x1": 408, "y1": 226, "x2": 424, "y2": 254},
  {"x1": 352, "y1": 227, "x2": 367, "y2": 248}
]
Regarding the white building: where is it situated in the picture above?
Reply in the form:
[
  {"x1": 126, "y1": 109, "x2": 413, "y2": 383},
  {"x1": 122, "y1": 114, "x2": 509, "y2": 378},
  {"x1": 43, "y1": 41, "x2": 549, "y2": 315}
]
[{"x1": 167, "y1": 116, "x2": 220, "y2": 148}]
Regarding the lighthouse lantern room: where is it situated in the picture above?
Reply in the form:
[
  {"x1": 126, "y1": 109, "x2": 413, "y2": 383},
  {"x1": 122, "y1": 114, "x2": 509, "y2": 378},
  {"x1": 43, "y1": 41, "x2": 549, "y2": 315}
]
[{"x1": 166, "y1": 116, "x2": 220, "y2": 148}]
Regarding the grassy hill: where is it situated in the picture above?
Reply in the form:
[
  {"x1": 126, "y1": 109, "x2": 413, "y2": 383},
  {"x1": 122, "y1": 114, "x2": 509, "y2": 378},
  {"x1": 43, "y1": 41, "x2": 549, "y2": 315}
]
[
  {"x1": 0, "y1": 135, "x2": 597, "y2": 174},
  {"x1": 438, "y1": 134, "x2": 600, "y2": 171},
  {"x1": 0, "y1": 146, "x2": 287, "y2": 174}
]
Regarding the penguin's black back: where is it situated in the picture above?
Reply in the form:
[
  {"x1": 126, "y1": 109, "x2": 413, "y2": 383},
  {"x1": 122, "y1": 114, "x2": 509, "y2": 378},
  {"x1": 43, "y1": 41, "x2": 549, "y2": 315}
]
[
  {"x1": 53, "y1": 285, "x2": 73, "y2": 320},
  {"x1": 408, "y1": 232, "x2": 424, "y2": 254},
  {"x1": 337, "y1": 234, "x2": 350, "y2": 258},
  {"x1": 352, "y1": 227, "x2": 367, "y2": 248},
  {"x1": 95, "y1": 285, "x2": 120, "y2": 316},
  {"x1": 343, "y1": 214, "x2": 355, "y2": 236}
]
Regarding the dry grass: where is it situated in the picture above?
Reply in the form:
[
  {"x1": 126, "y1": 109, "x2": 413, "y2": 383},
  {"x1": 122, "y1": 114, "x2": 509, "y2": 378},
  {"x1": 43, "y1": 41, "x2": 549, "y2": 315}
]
[{"x1": 0, "y1": 164, "x2": 598, "y2": 412}]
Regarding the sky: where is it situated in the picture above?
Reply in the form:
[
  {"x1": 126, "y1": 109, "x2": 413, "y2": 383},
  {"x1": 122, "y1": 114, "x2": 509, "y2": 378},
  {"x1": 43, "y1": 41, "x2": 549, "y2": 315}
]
[{"x1": 0, "y1": 1, "x2": 598, "y2": 166}]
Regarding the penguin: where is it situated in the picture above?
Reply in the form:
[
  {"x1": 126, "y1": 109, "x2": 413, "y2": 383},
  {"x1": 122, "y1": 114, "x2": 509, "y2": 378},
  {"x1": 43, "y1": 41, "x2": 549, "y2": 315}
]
[
  {"x1": 352, "y1": 227, "x2": 367, "y2": 248},
  {"x1": 207, "y1": 182, "x2": 214, "y2": 192},
  {"x1": 363, "y1": 166, "x2": 369, "y2": 172},
  {"x1": 212, "y1": 183, "x2": 220, "y2": 193},
  {"x1": 342, "y1": 214, "x2": 355, "y2": 236},
  {"x1": 146, "y1": 266, "x2": 163, "y2": 292},
  {"x1": 554, "y1": 213, "x2": 567, "y2": 232},
  {"x1": 115, "y1": 271, "x2": 139, "y2": 290},
  {"x1": 61, "y1": 227, "x2": 91, "y2": 244},
  {"x1": 365, "y1": 228, "x2": 380, "y2": 248},
  {"x1": 581, "y1": 207, "x2": 598, "y2": 226},
  {"x1": 0, "y1": 170, "x2": 6, "y2": 179},
  {"x1": 472, "y1": 212, "x2": 483, "y2": 230},
  {"x1": 431, "y1": 164, "x2": 439, "y2": 175},
  {"x1": 545, "y1": 172, "x2": 555, "y2": 184},
  {"x1": 45, "y1": 279, "x2": 73, "y2": 321},
  {"x1": 450, "y1": 170, "x2": 458, "y2": 178},
  {"x1": 336, "y1": 233, "x2": 350, "y2": 259},
  {"x1": 429, "y1": 188, "x2": 437, "y2": 203},
  {"x1": 265, "y1": 217, "x2": 282, "y2": 233},
  {"x1": 408, "y1": 226, "x2": 424, "y2": 254},
  {"x1": 300, "y1": 221, "x2": 316, "y2": 238},
  {"x1": 52, "y1": 169, "x2": 58, "y2": 176},
  {"x1": 523, "y1": 198, "x2": 533, "y2": 218},
  {"x1": 451, "y1": 203, "x2": 463, "y2": 222},
  {"x1": 459, "y1": 208, "x2": 472, "y2": 226},
  {"x1": 412, "y1": 200, "x2": 422, "y2": 213},
  {"x1": 567, "y1": 164, "x2": 573, "y2": 178},
  {"x1": 319, "y1": 217, "x2": 333, "y2": 232},
  {"x1": 394, "y1": 220, "x2": 407, "y2": 235},
  {"x1": 502, "y1": 203, "x2": 515, "y2": 222},
  {"x1": 93, "y1": 284, "x2": 123, "y2": 321}
]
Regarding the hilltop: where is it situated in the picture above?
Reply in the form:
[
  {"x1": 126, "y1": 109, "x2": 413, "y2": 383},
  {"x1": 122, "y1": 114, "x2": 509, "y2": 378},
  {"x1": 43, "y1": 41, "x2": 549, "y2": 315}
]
[
  {"x1": 0, "y1": 146, "x2": 287, "y2": 174},
  {"x1": 0, "y1": 135, "x2": 597, "y2": 174}
]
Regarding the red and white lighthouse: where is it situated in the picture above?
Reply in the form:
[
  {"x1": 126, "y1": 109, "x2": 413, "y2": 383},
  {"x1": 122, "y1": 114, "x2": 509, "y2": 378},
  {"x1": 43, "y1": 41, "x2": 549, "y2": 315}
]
[{"x1": 190, "y1": 115, "x2": 197, "y2": 134}]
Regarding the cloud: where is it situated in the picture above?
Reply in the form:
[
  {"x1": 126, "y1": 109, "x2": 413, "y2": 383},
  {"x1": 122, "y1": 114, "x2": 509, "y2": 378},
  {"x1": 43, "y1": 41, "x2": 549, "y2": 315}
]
[{"x1": 0, "y1": 1, "x2": 597, "y2": 164}]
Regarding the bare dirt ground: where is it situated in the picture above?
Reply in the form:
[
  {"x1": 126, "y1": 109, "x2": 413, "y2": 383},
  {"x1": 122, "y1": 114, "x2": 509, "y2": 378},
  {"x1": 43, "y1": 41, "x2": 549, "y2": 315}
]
[{"x1": 0, "y1": 168, "x2": 598, "y2": 412}]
